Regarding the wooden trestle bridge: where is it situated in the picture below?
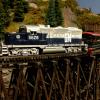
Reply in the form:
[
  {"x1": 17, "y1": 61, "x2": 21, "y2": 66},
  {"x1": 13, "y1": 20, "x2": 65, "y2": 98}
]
[{"x1": 0, "y1": 53, "x2": 99, "y2": 100}]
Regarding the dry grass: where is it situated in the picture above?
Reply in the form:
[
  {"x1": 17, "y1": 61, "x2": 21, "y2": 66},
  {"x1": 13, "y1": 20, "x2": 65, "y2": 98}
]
[
  {"x1": 5, "y1": 22, "x2": 21, "y2": 32},
  {"x1": 23, "y1": 8, "x2": 45, "y2": 25}
]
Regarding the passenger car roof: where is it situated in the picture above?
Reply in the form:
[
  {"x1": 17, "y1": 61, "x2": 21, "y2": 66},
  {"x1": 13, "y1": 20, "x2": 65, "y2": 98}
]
[{"x1": 83, "y1": 32, "x2": 100, "y2": 37}]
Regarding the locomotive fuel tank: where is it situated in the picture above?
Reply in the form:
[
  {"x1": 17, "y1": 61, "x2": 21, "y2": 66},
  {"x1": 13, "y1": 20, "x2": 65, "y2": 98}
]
[{"x1": 43, "y1": 46, "x2": 66, "y2": 54}]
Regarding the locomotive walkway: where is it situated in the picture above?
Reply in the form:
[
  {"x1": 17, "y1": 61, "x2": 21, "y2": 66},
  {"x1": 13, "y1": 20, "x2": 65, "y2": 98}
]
[{"x1": 0, "y1": 53, "x2": 99, "y2": 100}]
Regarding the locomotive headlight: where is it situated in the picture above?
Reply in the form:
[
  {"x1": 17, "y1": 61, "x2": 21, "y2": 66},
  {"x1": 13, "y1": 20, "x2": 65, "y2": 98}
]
[{"x1": 16, "y1": 35, "x2": 20, "y2": 39}]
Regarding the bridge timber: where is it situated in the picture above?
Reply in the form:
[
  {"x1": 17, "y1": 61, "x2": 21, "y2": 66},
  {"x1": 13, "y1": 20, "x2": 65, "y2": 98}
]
[{"x1": 0, "y1": 53, "x2": 99, "y2": 100}]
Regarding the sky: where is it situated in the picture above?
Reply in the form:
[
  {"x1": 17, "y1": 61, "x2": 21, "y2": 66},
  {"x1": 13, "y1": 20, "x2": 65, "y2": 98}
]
[{"x1": 77, "y1": 0, "x2": 100, "y2": 14}]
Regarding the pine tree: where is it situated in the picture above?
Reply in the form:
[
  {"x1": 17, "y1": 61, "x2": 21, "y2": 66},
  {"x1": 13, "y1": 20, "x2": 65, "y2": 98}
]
[
  {"x1": 0, "y1": 1, "x2": 5, "y2": 39},
  {"x1": 2, "y1": 0, "x2": 10, "y2": 8},
  {"x1": 22, "y1": 1, "x2": 29, "y2": 13},
  {"x1": 2, "y1": 0, "x2": 11, "y2": 26},
  {"x1": 8, "y1": 0, "x2": 14, "y2": 8},
  {"x1": 55, "y1": 0, "x2": 63, "y2": 26},
  {"x1": 46, "y1": 0, "x2": 63, "y2": 27},
  {"x1": 13, "y1": 0, "x2": 25, "y2": 22}
]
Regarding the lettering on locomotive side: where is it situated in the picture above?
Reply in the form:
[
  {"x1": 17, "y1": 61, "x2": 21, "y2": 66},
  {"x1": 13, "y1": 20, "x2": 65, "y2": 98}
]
[
  {"x1": 64, "y1": 33, "x2": 72, "y2": 42},
  {"x1": 28, "y1": 35, "x2": 39, "y2": 40}
]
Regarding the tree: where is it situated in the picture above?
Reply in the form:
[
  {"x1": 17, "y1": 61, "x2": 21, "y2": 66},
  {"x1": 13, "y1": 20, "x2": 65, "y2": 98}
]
[
  {"x1": 0, "y1": 1, "x2": 5, "y2": 39},
  {"x1": 55, "y1": 0, "x2": 63, "y2": 26},
  {"x1": 2, "y1": 0, "x2": 10, "y2": 8},
  {"x1": 9, "y1": 0, "x2": 15, "y2": 8},
  {"x1": 13, "y1": 0, "x2": 25, "y2": 22},
  {"x1": 2, "y1": 0, "x2": 11, "y2": 26},
  {"x1": 46, "y1": 0, "x2": 63, "y2": 27},
  {"x1": 22, "y1": 1, "x2": 29, "y2": 13}
]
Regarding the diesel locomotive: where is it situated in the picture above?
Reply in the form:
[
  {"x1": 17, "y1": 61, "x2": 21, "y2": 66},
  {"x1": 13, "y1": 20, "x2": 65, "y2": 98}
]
[{"x1": 0, "y1": 25, "x2": 87, "y2": 56}]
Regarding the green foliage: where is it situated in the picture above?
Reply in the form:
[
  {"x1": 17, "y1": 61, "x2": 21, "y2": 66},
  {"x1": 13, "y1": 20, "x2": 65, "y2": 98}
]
[
  {"x1": 2, "y1": 0, "x2": 10, "y2": 9},
  {"x1": 13, "y1": 0, "x2": 25, "y2": 22},
  {"x1": 0, "y1": 2, "x2": 5, "y2": 39},
  {"x1": 46, "y1": 0, "x2": 63, "y2": 27},
  {"x1": 0, "y1": 0, "x2": 30, "y2": 33},
  {"x1": 13, "y1": 0, "x2": 29, "y2": 22},
  {"x1": 2, "y1": 0, "x2": 11, "y2": 27},
  {"x1": 9, "y1": 0, "x2": 15, "y2": 8},
  {"x1": 55, "y1": 0, "x2": 63, "y2": 26},
  {"x1": 46, "y1": 0, "x2": 57, "y2": 27},
  {"x1": 23, "y1": 1, "x2": 29, "y2": 13}
]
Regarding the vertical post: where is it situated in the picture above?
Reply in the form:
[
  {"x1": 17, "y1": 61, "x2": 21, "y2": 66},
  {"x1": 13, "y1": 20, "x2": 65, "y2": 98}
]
[
  {"x1": 0, "y1": 65, "x2": 8, "y2": 100},
  {"x1": 86, "y1": 56, "x2": 95, "y2": 100},
  {"x1": 62, "y1": 59, "x2": 70, "y2": 100},
  {"x1": 96, "y1": 56, "x2": 100, "y2": 100},
  {"x1": 75, "y1": 58, "x2": 80, "y2": 100},
  {"x1": 32, "y1": 62, "x2": 48, "y2": 100},
  {"x1": 48, "y1": 61, "x2": 57, "y2": 100}
]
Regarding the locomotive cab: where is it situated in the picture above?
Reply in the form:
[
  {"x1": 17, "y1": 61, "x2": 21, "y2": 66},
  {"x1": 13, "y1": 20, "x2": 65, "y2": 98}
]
[{"x1": 18, "y1": 25, "x2": 27, "y2": 33}]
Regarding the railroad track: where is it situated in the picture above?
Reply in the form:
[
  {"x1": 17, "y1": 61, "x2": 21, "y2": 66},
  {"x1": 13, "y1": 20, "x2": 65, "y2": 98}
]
[{"x1": 0, "y1": 52, "x2": 87, "y2": 64}]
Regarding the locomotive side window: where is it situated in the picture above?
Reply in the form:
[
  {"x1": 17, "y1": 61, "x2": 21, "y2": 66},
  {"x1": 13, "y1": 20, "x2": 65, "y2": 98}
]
[{"x1": 16, "y1": 35, "x2": 20, "y2": 39}]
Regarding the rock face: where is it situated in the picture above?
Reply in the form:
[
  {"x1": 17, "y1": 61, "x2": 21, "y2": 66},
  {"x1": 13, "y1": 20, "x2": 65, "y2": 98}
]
[
  {"x1": 25, "y1": 0, "x2": 33, "y2": 2},
  {"x1": 2, "y1": 69, "x2": 12, "y2": 88},
  {"x1": 29, "y1": 3, "x2": 38, "y2": 9},
  {"x1": 63, "y1": 7, "x2": 77, "y2": 27}
]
